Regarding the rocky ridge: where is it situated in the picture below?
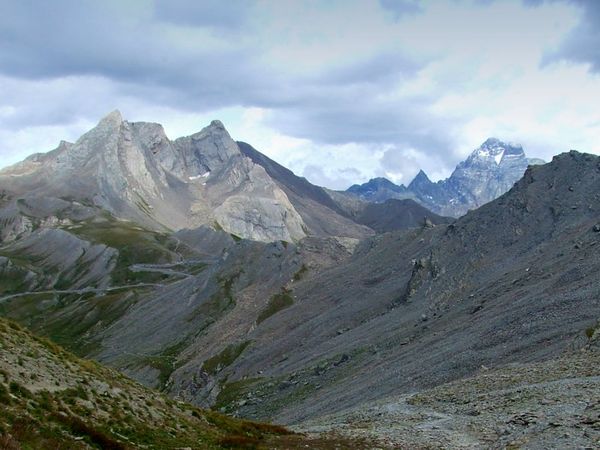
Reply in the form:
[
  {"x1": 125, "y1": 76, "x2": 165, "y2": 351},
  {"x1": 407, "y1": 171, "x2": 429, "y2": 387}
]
[{"x1": 0, "y1": 112, "x2": 308, "y2": 243}]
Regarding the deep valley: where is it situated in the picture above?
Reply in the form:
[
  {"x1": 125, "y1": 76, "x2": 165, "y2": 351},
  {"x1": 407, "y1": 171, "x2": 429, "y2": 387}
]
[{"x1": 0, "y1": 113, "x2": 599, "y2": 449}]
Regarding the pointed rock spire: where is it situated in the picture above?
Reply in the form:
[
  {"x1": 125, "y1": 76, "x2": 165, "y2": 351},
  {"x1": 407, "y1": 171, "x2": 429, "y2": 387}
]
[
  {"x1": 98, "y1": 109, "x2": 124, "y2": 127},
  {"x1": 408, "y1": 169, "x2": 432, "y2": 190}
]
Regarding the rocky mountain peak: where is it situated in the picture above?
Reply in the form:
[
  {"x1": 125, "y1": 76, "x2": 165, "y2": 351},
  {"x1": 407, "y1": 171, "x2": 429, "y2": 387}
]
[
  {"x1": 0, "y1": 111, "x2": 317, "y2": 243},
  {"x1": 346, "y1": 177, "x2": 409, "y2": 203},
  {"x1": 408, "y1": 169, "x2": 432, "y2": 190},
  {"x1": 194, "y1": 119, "x2": 231, "y2": 138},
  {"x1": 371, "y1": 177, "x2": 398, "y2": 186},
  {"x1": 468, "y1": 138, "x2": 525, "y2": 166},
  {"x1": 348, "y1": 177, "x2": 406, "y2": 194},
  {"x1": 97, "y1": 109, "x2": 124, "y2": 128},
  {"x1": 209, "y1": 119, "x2": 226, "y2": 129}
]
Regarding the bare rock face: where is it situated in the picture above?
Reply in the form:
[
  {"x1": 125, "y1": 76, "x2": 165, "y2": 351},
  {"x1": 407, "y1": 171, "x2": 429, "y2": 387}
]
[
  {"x1": 440, "y1": 138, "x2": 531, "y2": 215},
  {"x1": 0, "y1": 111, "x2": 307, "y2": 243}
]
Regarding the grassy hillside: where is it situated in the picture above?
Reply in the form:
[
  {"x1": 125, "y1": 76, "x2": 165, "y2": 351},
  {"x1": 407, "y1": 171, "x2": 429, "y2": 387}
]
[{"x1": 0, "y1": 318, "x2": 371, "y2": 449}]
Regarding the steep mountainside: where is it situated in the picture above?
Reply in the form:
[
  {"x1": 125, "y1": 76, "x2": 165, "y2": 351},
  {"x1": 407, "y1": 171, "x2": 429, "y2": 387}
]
[
  {"x1": 0, "y1": 114, "x2": 456, "y2": 432},
  {"x1": 237, "y1": 141, "x2": 372, "y2": 239},
  {"x1": 343, "y1": 198, "x2": 451, "y2": 233},
  {"x1": 0, "y1": 111, "x2": 454, "y2": 254},
  {"x1": 1, "y1": 109, "x2": 598, "y2": 448},
  {"x1": 158, "y1": 151, "x2": 596, "y2": 424},
  {"x1": 240, "y1": 140, "x2": 453, "y2": 237},
  {"x1": 345, "y1": 138, "x2": 545, "y2": 217},
  {"x1": 0, "y1": 223, "x2": 355, "y2": 391}
]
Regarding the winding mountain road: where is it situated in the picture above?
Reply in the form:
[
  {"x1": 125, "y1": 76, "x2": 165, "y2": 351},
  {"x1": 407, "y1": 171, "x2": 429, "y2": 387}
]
[{"x1": 0, "y1": 283, "x2": 163, "y2": 304}]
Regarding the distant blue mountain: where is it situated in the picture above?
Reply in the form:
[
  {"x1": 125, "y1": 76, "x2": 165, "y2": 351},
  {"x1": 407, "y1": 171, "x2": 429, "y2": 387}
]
[{"x1": 346, "y1": 138, "x2": 544, "y2": 217}]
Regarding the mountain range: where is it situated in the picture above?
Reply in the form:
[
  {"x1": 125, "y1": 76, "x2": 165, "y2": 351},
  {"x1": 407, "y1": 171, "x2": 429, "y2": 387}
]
[
  {"x1": 1, "y1": 112, "x2": 599, "y2": 448},
  {"x1": 346, "y1": 138, "x2": 546, "y2": 217}
]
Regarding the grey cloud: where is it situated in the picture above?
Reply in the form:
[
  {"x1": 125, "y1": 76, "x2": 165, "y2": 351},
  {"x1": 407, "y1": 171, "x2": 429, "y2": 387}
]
[
  {"x1": 379, "y1": 147, "x2": 422, "y2": 184},
  {"x1": 153, "y1": 0, "x2": 254, "y2": 29},
  {"x1": 378, "y1": 0, "x2": 423, "y2": 18},
  {"x1": 268, "y1": 93, "x2": 460, "y2": 187},
  {"x1": 316, "y1": 51, "x2": 426, "y2": 87},
  {"x1": 0, "y1": 76, "x2": 116, "y2": 128},
  {"x1": 0, "y1": 0, "x2": 270, "y2": 109},
  {"x1": 268, "y1": 86, "x2": 458, "y2": 161},
  {"x1": 379, "y1": 145, "x2": 452, "y2": 186},
  {"x1": 541, "y1": 0, "x2": 600, "y2": 71},
  {"x1": 0, "y1": 0, "x2": 448, "y2": 156}
]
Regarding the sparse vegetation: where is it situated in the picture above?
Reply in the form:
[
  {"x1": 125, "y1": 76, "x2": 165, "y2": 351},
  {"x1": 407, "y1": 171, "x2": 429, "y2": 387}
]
[
  {"x1": 187, "y1": 273, "x2": 239, "y2": 331},
  {"x1": 0, "y1": 289, "x2": 146, "y2": 357},
  {"x1": 203, "y1": 341, "x2": 252, "y2": 375},
  {"x1": 140, "y1": 339, "x2": 190, "y2": 390},
  {"x1": 67, "y1": 219, "x2": 176, "y2": 285},
  {"x1": 257, "y1": 288, "x2": 294, "y2": 325},
  {"x1": 9, "y1": 381, "x2": 32, "y2": 399},
  {"x1": 586, "y1": 327, "x2": 595, "y2": 338},
  {"x1": 215, "y1": 378, "x2": 263, "y2": 411},
  {"x1": 293, "y1": 263, "x2": 308, "y2": 281},
  {"x1": 0, "y1": 316, "x2": 334, "y2": 449},
  {"x1": 0, "y1": 382, "x2": 11, "y2": 403}
]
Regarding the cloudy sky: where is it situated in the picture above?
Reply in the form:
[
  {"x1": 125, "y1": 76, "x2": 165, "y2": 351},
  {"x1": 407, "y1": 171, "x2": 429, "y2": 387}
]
[{"x1": 1, "y1": 0, "x2": 599, "y2": 189}]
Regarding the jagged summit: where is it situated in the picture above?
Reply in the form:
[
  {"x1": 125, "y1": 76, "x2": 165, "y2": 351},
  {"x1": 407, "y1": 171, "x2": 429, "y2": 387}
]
[
  {"x1": 483, "y1": 136, "x2": 501, "y2": 145},
  {"x1": 413, "y1": 169, "x2": 429, "y2": 179},
  {"x1": 468, "y1": 137, "x2": 524, "y2": 166},
  {"x1": 369, "y1": 176, "x2": 399, "y2": 186},
  {"x1": 100, "y1": 108, "x2": 124, "y2": 123},
  {"x1": 89, "y1": 109, "x2": 125, "y2": 136},
  {"x1": 1, "y1": 140, "x2": 598, "y2": 449},
  {"x1": 408, "y1": 169, "x2": 432, "y2": 190},
  {"x1": 0, "y1": 112, "x2": 310, "y2": 242},
  {"x1": 480, "y1": 137, "x2": 522, "y2": 149},
  {"x1": 348, "y1": 177, "x2": 405, "y2": 191}
]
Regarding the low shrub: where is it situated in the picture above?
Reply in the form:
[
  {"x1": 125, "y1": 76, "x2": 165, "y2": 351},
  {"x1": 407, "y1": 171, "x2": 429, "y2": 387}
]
[{"x1": 50, "y1": 412, "x2": 126, "y2": 450}]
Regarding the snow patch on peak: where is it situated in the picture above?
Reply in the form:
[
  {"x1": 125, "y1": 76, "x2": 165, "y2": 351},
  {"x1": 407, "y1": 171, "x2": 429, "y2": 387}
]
[
  {"x1": 472, "y1": 138, "x2": 522, "y2": 162},
  {"x1": 494, "y1": 150, "x2": 504, "y2": 165},
  {"x1": 189, "y1": 171, "x2": 210, "y2": 181}
]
